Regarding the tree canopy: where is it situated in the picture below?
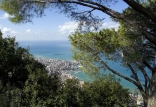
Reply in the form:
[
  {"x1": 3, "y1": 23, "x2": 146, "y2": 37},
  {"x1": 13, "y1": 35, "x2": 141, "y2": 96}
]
[
  {"x1": 1, "y1": 0, "x2": 156, "y2": 107},
  {"x1": 0, "y1": 31, "x2": 32, "y2": 89},
  {"x1": 56, "y1": 75, "x2": 130, "y2": 107},
  {"x1": 0, "y1": 32, "x2": 60, "y2": 107},
  {"x1": 0, "y1": 0, "x2": 155, "y2": 47},
  {"x1": 69, "y1": 4, "x2": 156, "y2": 106}
]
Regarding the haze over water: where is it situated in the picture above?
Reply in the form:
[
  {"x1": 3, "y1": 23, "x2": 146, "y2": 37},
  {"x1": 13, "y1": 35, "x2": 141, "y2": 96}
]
[{"x1": 19, "y1": 40, "x2": 138, "y2": 92}]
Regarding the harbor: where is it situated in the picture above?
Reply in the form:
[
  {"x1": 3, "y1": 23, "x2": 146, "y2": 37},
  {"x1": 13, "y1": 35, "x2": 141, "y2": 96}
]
[{"x1": 35, "y1": 58, "x2": 81, "y2": 81}]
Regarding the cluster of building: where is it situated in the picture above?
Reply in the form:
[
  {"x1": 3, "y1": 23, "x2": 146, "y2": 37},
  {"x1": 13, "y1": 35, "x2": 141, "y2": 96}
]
[
  {"x1": 35, "y1": 58, "x2": 80, "y2": 81},
  {"x1": 129, "y1": 93, "x2": 144, "y2": 107}
]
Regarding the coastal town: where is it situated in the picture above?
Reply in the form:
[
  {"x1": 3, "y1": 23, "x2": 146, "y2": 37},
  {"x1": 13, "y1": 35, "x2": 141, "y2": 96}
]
[{"x1": 35, "y1": 58, "x2": 81, "y2": 81}]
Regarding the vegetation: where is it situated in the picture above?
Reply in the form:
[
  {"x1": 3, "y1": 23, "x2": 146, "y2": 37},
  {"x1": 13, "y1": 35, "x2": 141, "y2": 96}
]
[
  {"x1": 80, "y1": 75, "x2": 130, "y2": 107},
  {"x1": 69, "y1": 2, "x2": 156, "y2": 106},
  {"x1": 0, "y1": 0, "x2": 156, "y2": 107},
  {"x1": 0, "y1": 32, "x2": 131, "y2": 106},
  {"x1": 0, "y1": 32, "x2": 61, "y2": 107},
  {"x1": 56, "y1": 75, "x2": 130, "y2": 107}
]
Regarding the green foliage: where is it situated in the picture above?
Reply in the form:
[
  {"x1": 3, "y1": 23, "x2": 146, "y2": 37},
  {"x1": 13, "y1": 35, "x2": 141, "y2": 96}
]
[
  {"x1": 69, "y1": 2, "x2": 155, "y2": 73},
  {"x1": 56, "y1": 75, "x2": 130, "y2": 107},
  {"x1": 0, "y1": 31, "x2": 32, "y2": 106},
  {"x1": 0, "y1": 32, "x2": 61, "y2": 107},
  {"x1": 1, "y1": 0, "x2": 156, "y2": 106},
  {"x1": 56, "y1": 78, "x2": 82, "y2": 107},
  {"x1": 0, "y1": 31, "x2": 32, "y2": 89},
  {"x1": 69, "y1": 29, "x2": 122, "y2": 75},
  {"x1": 69, "y1": 2, "x2": 156, "y2": 106},
  {"x1": 23, "y1": 65, "x2": 60, "y2": 107},
  {"x1": 0, "y1": 0, "x2": 49, "y2": 23},
  {"x1": 0, "y1": 32, "x2": 131, "y2": 106},
  {"x1": 81, "y1": 74, "x2": 130, "y2": 107},
  {"x1": 0, "y1": 0, "x2": 103, "y2": 29}
]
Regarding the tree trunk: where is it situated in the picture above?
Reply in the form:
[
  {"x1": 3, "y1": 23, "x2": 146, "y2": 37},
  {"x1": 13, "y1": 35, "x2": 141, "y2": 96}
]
[
  {"x1": 147, "y1": 95, "x2": 156, "y2": 107},
  {"x1": 147, "y1": 71, "x2": 156, "y2": 107},
  {"x1": 142, "y1": 95, "x2": 148, "y2": 107}
]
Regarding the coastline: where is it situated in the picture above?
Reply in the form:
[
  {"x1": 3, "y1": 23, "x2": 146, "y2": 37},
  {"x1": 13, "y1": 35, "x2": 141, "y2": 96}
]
[
  {"x1": 35, "y1": 58, "x2": 81, "y2": 81},
  {"x1": 35, "y1": 57, "x2": 137, "y2": 92},
  {"x1": 18, "y1": 40, "x2": 137, "y2": 92}
]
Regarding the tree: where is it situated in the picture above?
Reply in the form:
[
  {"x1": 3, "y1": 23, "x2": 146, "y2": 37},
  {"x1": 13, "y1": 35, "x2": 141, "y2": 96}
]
[
  {"x1": 69, "y1": 4, "x2": 156, "y2": 107},
  {"x1": 0, "y1": 31, "x2": 34, "y2": 107},
  {"x1": 22, "y1": 63, "x2": 61, "y2": 107},
  {"x1": 0, "y1": 1, "x2": 155, "y2": 44},
  {"x1": 0, "y1": 31, "x2": 131, "y2": 107},
  {"x1": 56, "y1": 75, "x2": 130, "y2": 107},
  {"x1": 81, "y1": 74, "x2": 130, "y2": 107},
  {"x1": 0, "y1": 32, "x2": 61, "y2": 107},
  {"x1": 0, "y1": 32, "x2": 32, "y2": 90},
  {"x1": 0, "y1": 32, "x2": 33, "y2": 107},
  {"x1": 0, "y1": 0, "x2": 156, "y2": 107},
  {"x1": 69, "y1": 15, "x2": 155, "y2": 106},
  {"x1": 56, "y1": 78, "x2": 82, "y2": 107}
]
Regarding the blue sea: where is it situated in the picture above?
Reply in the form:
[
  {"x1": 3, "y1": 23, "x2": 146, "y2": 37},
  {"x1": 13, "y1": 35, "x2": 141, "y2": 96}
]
[{"x1": 19, "y1": 40, "x2": 139, "y2": 92}]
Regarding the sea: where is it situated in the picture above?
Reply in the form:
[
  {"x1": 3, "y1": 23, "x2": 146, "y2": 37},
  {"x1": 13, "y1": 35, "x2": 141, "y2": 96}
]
[{"x1": 18, "y1": 40, "x2": 140, "y2": 93}]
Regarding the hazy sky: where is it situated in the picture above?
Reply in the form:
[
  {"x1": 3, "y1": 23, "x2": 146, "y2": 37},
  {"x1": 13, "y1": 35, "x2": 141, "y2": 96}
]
[{"x1": 0, "y1": 1, "x2": 128, "y2": 41}]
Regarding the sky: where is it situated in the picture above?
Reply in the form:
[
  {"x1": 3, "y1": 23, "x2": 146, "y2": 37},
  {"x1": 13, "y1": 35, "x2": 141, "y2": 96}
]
[{"x1": 0, "y1": 1, "x2": 128, "y2": 41}]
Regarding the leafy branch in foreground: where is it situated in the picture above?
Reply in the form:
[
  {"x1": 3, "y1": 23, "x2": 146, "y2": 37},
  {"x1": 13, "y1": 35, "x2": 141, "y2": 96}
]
[{"x1": 69, "y1": 14, "x2": 156, "y2": 106}]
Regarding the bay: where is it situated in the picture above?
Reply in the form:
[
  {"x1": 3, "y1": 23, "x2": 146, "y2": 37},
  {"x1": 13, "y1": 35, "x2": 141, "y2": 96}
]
[{"x1": 19, "y1": 40, "x2": 138, "y2": 92}]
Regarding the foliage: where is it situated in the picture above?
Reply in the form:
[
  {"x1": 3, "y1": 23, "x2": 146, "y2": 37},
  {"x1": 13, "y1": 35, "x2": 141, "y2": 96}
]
[
  {"x1": 0, "y1": 32, "x2": 131, "y2": 107},
  {"x1": 0, "y1": 0, "x2": 156, "y2": 32},
  {"x1": 0, "y1": 32, "x2": 61, "y2": 107},
  {"x1": 69, "y1": 2, "x2": 156, "y2": 106},
  {"x1": 23, "y1": 67, "x2": 61, "y2": 107},
  {"x1": 1, "y1": 0, "x2": 156, "y2": 106},
  {"x1": 69, "y1": 29, "x2": 118, "y2": 75},
  {"x1": 81, "y1": 74, "x2": 130, "y2": 107},
  {"x1": 0, "y1": 31, "x2": 32, "y2": 89},
  {"x1": 0, "y1": 31, "x2": 31, "y2": 106},
  {"x1": 56, "y1": 78, "x2": 82, "y2": 107},
  {"x1": 56, "y1": 75, "x2": 130, "y2": 107}
]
